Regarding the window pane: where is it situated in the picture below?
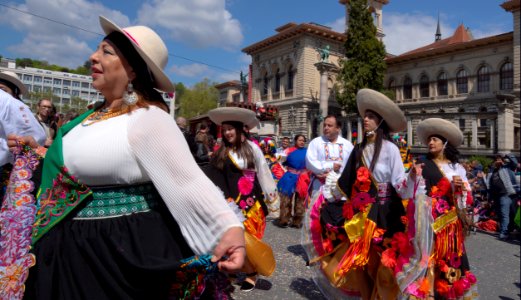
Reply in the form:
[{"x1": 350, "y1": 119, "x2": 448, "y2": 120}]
[
  {"x1": 437, "y1": 73, "x2": 448, "y2": 96},
  {"x1": 500, "y1": 62, "x2": 513, "y2": 90},
  {"x1": 403, "y1": 77, "x2": 412, "y2": 99},
  {"x1": 420, "y1": 75, "x2": 429, "y2": 98},
  {"x1": 477, "y1": 66, "x2": 490, "y2": 93},
  {"x1": 456, "y1": 70, "x2": 468, "y2": 94}
]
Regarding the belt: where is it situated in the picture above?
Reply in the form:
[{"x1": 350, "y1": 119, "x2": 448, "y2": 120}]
[{"x1": 74, "y1": 182, "x2": 160, "y2": 220}]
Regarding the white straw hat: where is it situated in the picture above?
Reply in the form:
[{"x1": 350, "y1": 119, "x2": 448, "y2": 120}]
[
  {"x1": 0, "y1": 70, "x2": 28, "y2": 96},
  {"x1": 99, "y1": 16, "x2": 174, "y2": 92},
  {"x1": 416, "y1": 118, "x2": 463, "y2": 147},
  {"x1": 208, "y1": 107, "x2": 259, "y2": 129},
  {"x1": 356, "y1": 88, "x2": 407, "y2": 132}
]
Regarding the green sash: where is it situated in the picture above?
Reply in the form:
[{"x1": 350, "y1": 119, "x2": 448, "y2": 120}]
[{"x1": 32, "y1": 107, "x2": 97, "y2": 244}]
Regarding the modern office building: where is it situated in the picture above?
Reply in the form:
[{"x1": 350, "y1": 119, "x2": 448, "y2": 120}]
[{"x1": 0, "y1": 58, "x2": 173, "y2": 113}]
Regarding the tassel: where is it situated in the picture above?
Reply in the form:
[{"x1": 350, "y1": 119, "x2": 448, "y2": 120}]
[{"x1": 434, "y1": 219, "x2": 464, "y2": 260}]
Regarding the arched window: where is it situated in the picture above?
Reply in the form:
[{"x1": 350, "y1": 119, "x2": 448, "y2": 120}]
[
  {"x1": 500, "y1": 62, "x2": 513, "y2": 90},
  {"x1": 456, "y1": 69, "x2": 468, "y2": 94},
  {"x1": 275, "y1": 68, "x2": 280, "y2": 93},
  {"x1": 403, "y1": 76, "x2": 412, "y2": 99},
  {"x1": 477, "y1": 66, "x2": 490, "y2": 93},
  {"x1": 437, "y1": 72, "x2": 448, "y2": 96},
  {"x1": 287, "y1": 66, "x2": 294, "y2": 90},
  {"x1": 262, "y1": 72, "x2": 268, "y2": 96},
  {"x1": 419, "y1": 74, "x2": 429, "y2": 98}
]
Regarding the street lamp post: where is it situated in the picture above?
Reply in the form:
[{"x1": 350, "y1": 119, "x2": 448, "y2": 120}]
[{"x1": 288, "y1": 105, "x2": 296, "y2": 138}]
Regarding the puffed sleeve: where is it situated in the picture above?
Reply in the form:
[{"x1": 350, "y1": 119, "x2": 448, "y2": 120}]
[
  {"x1": 388, "y1": 142, "x2": 415, "y2": 199},
  {"x1": 1, "y1": 92, "x2": 46, "y2": 144},
  {"x1": 127, "y1": 107, "x2": 243, "y2": 255},
  {"x1": 250, "y1": 140, "x2": 278, "y2": 200},
  {"x1": 306, "y1": 138, "x2": 328, "y2": 174}
]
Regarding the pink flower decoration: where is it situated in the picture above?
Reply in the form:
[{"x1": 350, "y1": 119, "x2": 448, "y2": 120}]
[
  {"x1": 449, "y1": 253, "x2": 461, "y2": 268},
  {"x1": 351, "y1": 192, "x2": 375, "y2": 211},
  {"x1": 465, "y1": 271, "x2": 477, "y2": 284},
  {"x1": 246, "y1": 197, "x2": 255, "y2": 206},
  {"x1": 239, "y1": 200, "x2": 247, "y2": 209},
  {"x1": 435, "y1": 199, "x2": 449, "y2": 214},
  {"x1": 238, "y1": 176, "x2": 254, "y2": 196}
]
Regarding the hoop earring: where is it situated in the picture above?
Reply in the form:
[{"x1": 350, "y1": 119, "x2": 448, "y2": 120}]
[{"x1": 123, "y1": 82, "x2": 138, "y2": 105}]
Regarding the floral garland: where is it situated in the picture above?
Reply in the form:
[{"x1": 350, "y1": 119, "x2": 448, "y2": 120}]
[{"x1": 0, "y1": 145, "x2": 42, "y2": 299}]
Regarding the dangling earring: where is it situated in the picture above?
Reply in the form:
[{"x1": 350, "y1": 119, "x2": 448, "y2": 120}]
[{"x1": 123, "y1": 82, "x2": 138, "y2": 105}]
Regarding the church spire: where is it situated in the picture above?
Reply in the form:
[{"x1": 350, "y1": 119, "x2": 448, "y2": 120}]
[{"x1": 435, "y1": 13, "x2": 442, "y2": 41}]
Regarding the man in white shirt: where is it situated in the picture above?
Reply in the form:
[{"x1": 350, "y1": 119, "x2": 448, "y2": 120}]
[
  {"x1": 305, "y1": 115, "x2": 354, "y2": 202},
  {"x1": 0, "y1": 90, "x2": 46, "y2": 166}
]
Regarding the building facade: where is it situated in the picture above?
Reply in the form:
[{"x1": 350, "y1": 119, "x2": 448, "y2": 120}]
[
  {"x1": 0, "y1": 58, "x2": 173, "y2": 113},
  {"x1": 385, "y1": 0, "x2": 520, "y2": 156},
  {"x1": 218, "y1": 0, "x2": 519, "y2": 157}
]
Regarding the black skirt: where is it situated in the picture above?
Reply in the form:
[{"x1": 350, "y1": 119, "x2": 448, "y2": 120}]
[{"x1": 24, "y1": 186, "x2": 195, "y2": 300}]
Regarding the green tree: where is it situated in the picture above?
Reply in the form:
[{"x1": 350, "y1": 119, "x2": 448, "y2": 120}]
[
  {"x1": 337, "y1": 0, "x2": 387, "y2": 113},
  {"x1": 178, "y1": 79, "x2": 218, "y2": 118}
]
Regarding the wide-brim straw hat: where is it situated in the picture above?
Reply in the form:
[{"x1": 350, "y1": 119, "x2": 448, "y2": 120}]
[
  {"x1": 0, "y1": 71, "x2": 28, "y2": 96},
  {"x1": 99, "y1": 16, "x2": 174, "y2": 92},
  {"x1": 357, "y1": 88, "x2": 407, "y2": 132},
  {"x1": 208, "y1": 107, "x2": 259, "y2": 129},
  {"x1": 416, "y1": 118, "x2": 463, "y2": 147}
]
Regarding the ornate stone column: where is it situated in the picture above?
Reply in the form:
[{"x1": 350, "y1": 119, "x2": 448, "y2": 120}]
[
  {"x1": 314, "y1": 62, "x2": 339, "y2": 131},
  {"x1": 496, "y1": 94, "x2": 516, "y2": 152},
  {"x1": 357, "y1": 118, "x2": 363, "y2": 143},
  {"x1": 471, "y1": 118, "x2": 478, "y2": 148},
  {"x1": 407, "y1": 118, "x2": 413, "y2": 146}
]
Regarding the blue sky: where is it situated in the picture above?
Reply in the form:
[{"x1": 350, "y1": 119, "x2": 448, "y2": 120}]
[{"x1": 0, "y1": 0, "x2": 513, "y2": 88}]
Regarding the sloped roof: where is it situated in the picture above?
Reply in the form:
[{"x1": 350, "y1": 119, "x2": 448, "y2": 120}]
[
  {"x1": 386, "y1": 25, "x2": 513, "y2": 64},
  {"x1": 242, "y1": 22, "x2": 346, "y2": 54}
]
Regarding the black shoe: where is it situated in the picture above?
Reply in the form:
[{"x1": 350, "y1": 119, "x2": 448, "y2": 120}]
[
  {"x1": 277, "y1": 220, "x2": 289, "y2": 228},
  {"x1": 240, "y1": 273, "x2": 257, "y2": 292}
]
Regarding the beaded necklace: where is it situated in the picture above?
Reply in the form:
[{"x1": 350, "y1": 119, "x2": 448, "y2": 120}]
[{"x1": 81, "y1": 106, "x2": 130, "y2": 127}]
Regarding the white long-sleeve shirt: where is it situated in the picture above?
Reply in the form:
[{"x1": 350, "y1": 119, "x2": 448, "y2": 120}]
[
  {"x1": 0, "y1": 90, "x2": 46, "y2": 166},
  {"x1": 63, "y1": 106, "x2": 243, "y2": 255},
  {"x1": 306, "y1": 135, "x2": 354, "y2": 175},
  {"x1": 362, "y1": 140, "x2": 415, "y2": 199}
]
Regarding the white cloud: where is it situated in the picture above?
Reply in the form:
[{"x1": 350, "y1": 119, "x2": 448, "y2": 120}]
[
  {"x1": 0, "y1": 0, "x2": 130, "y2": 68},
  {"x1": 171, "y1": 63, "x2": 210, "y2": 77},
  {"x1": 382, "y1": 12, "x2": 452, "y2": 56},
  {"x1": 326, "y1": 17, "x2": 345, "y2": 33},
  {"x1": 238, "y1": 53, "x2": 251, "y2": 64},
  {"x1": 137, "y1": 0, "x2": 243, "y2": 50}
]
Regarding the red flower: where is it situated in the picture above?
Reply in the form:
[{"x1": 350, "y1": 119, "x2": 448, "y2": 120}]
[
  {"x1": 391, "y1": 232, "x2": 409, "y2": 253},
  {"x1": 453, "y1": 279, "x2": 466, "y2": 297},
  {"x1": 438, "y1": 260, "x2": 449, "y2": 273},
  {"x1": 435, "y1": 280, "x2": 450, "y2": 296},
  {"x1": 351, "y1": 192, "x2": 375, "y2": 212},
  {"x1": 465, "y1": 271, "x2": 477, "y2": 284},
  {"x1": 342, "y1": 202, "x2": 354, "y2": 220},
  {"x1": 381, "y1": 248, "x2": 397, "y2": 268},
  {"x1": 437, "y1": 177, "x2": 452, "y2": 196}
]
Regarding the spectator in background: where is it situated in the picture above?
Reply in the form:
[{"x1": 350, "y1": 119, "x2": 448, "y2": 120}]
[
  {"x1": 276, "y1": 136, "x2": 291, "y2": 156},
  {"x1": 487, "y1": 154, "x2": 518, "y2": 240},
  {"x1": 194, "y1": 122, "x2": 211, "y2": 166},
  {"x1": 35, "y1": 98, "x2": 54, "y2": 147},
  {"x1": 176, "y1": 116, "x2": 197, "y2": 154}
]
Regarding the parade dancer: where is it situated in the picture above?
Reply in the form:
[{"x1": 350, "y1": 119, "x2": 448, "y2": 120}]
[
  {"x1": 3, "y1": 16, "x2": 245, "y2": 299},
  {"x1": 390, "y1": 118, "x2": 478, "y2": 299},
  {"x1": 204, "y1": 107, "x2": 278, "y2": 292},
  {"x1": 277, "y1": 134, "x2": 309, "y2": 228}
]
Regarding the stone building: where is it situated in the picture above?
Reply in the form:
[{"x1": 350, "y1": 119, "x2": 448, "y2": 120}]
[
  {"x1": 216, "y1": 0, "x2": 519, "y2": 156},
  {"x1": 385, "y1": 0, "x2": 520, "y2": 156}
]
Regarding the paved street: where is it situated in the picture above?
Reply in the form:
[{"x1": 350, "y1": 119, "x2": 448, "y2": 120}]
[{"x1": 231, "y1": 220, "x2": 520, "y2": 299}]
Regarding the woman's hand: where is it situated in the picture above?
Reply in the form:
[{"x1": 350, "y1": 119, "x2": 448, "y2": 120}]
[
  {"x1": 7, "y1": 134, "x2": 40, "y2": 152},
  {"x1": 211, "y1": 226, "x2": 246, "y2": 273},
  {"x1": 410, "y1": 161, "x2": 424, "y2": 180}
]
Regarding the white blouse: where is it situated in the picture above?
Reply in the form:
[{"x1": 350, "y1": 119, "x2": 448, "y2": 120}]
[
  {"x1": 63, "y1": 106, "x2": 243, "y2": 255},
  {"x1": 362, "y1": 140, "x2": 414, "y2": 199}
]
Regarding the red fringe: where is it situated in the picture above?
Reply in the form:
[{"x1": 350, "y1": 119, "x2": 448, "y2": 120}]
[{"x1": 434, "y1": 219, "x2": 464, "y2": 261}]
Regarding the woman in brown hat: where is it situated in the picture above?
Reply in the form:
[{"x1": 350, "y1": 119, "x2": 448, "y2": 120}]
[
  {"x1": 3, "y1": 16, "x2": 245, "y2": 299},
  {"x1": 204, "y1": 106, "x2": 277, "y2": 292},
  {"x1": 393, "y1": 118, "x2": 478, "y2": 299},
  {"x1": 306, "y1": 88, "x2": 419, "y2": 299}
]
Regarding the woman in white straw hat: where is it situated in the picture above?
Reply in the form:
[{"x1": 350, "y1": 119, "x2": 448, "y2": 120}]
[
  {"x1": 305, "y1": 88, "x2": 420, "y2": 299},
  {"x1": 392, "y1": 118, "x2": 478, "y2": 299},
  {"x1": 204, "y1": 106, "x2": 278, "y2": 292},
  {"x1": 0, "y1": 70, "x2": 28, "y2": 100},
  {"x1": 3, "y1": 16, "x2": 245, "y2": 299}
]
